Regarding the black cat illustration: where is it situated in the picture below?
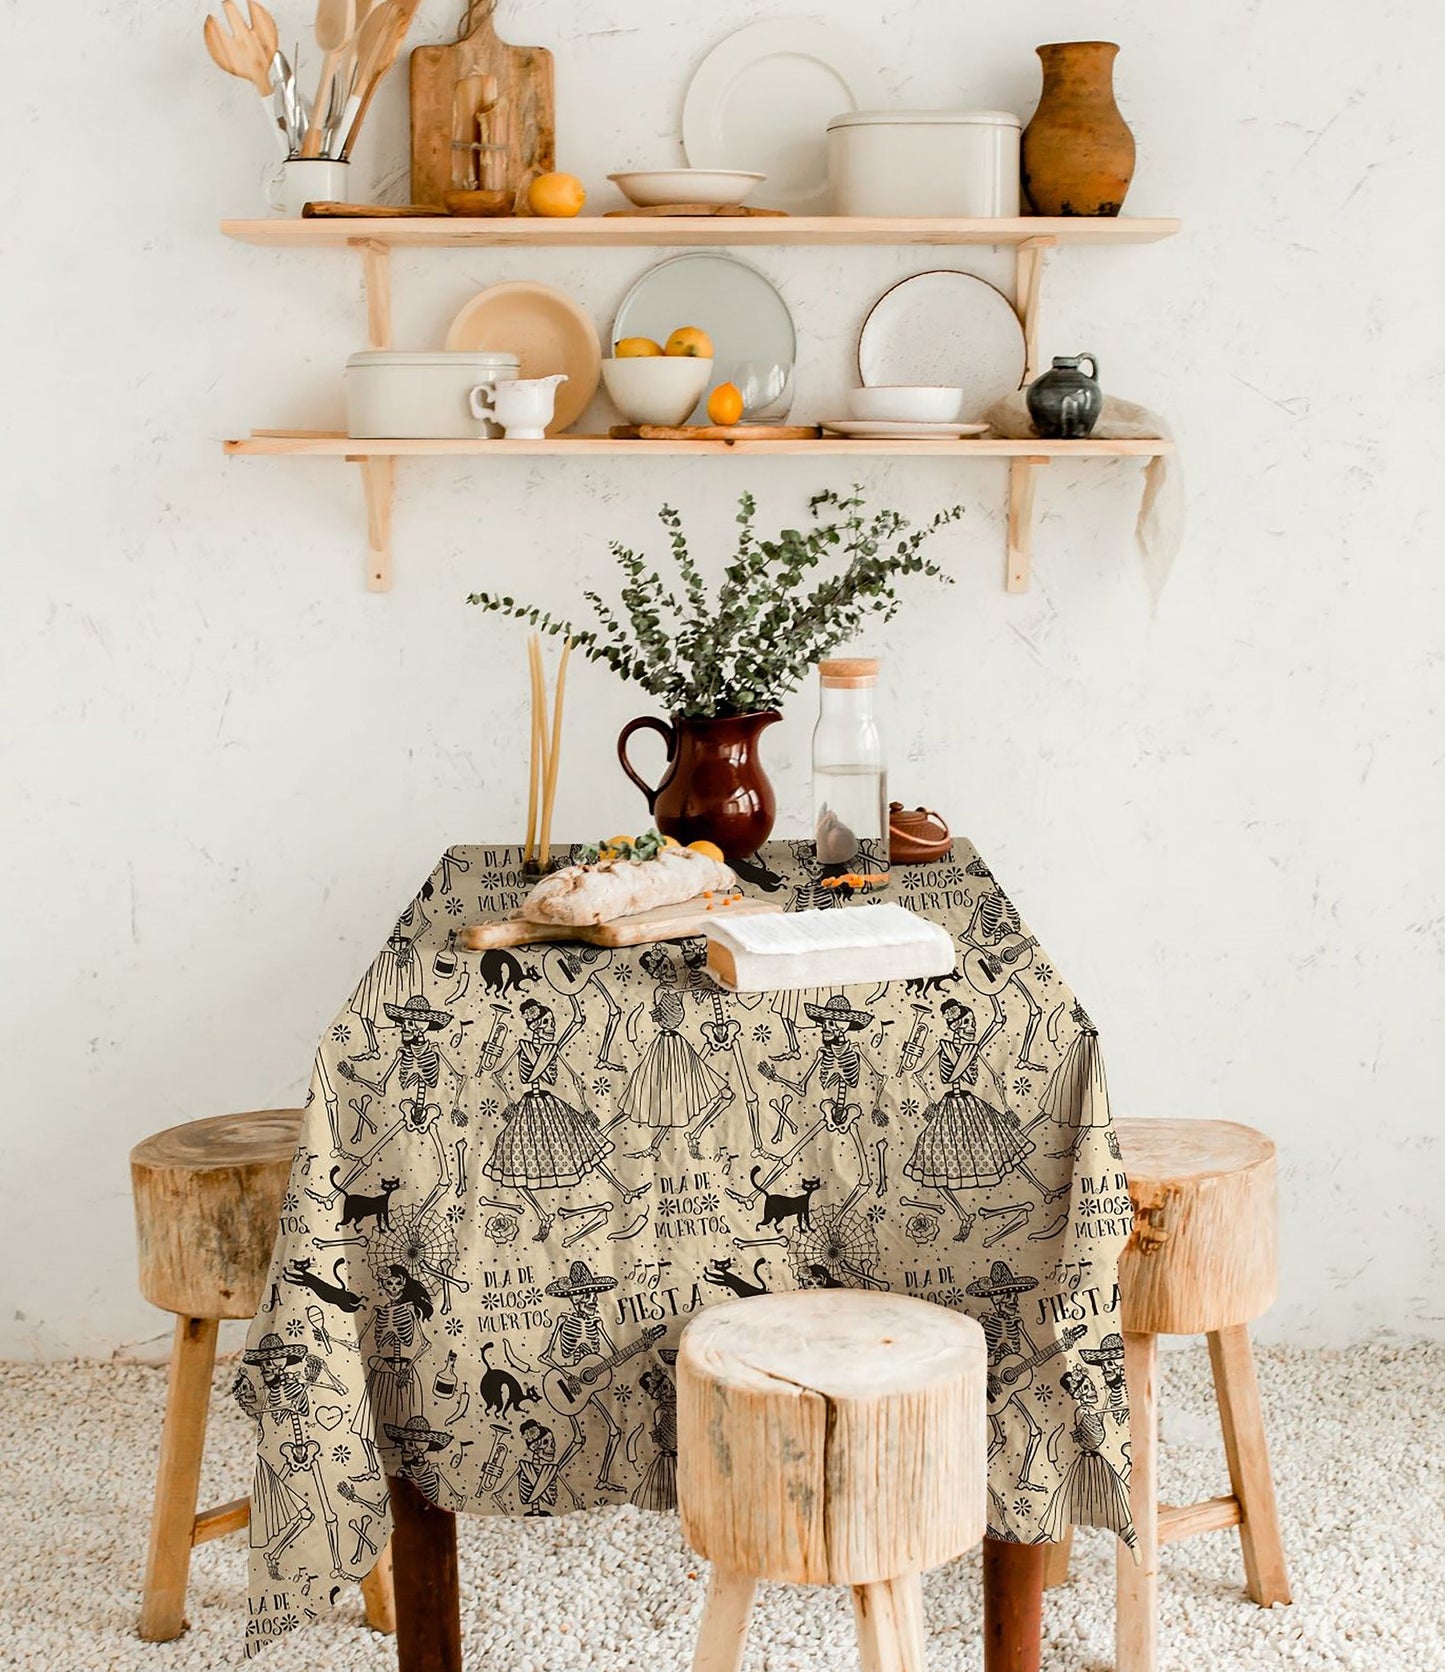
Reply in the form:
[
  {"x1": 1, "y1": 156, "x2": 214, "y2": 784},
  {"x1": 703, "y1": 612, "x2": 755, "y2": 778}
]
[
  {"x1": 703, "y1": 1256, "x2": 771, "y2": 1299},
  {"x1": 478, "y1": 1342, "x2": 540, "y2": 1415},
  {"x1": 477, "y1": 948, "x2": 540, "y2": 996},
  {"x1": 752, "y1": 1168, "x2": 822, "y2": 1233},
  {"x1": 332, "y1": 1168, "x2": 400, "y2": 1231},
  {"x1": 906, "y1": 967, "x2": 963, "y2": 995},
  {"x1": 283, "y1": 1256, "x2": 365, "y2": 1313}
]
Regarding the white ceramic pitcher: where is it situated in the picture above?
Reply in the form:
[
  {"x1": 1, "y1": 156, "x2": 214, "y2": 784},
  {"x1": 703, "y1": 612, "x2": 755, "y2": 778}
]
[{"x1": 469, "y1": 374, "x2": 568, "y2": 439}]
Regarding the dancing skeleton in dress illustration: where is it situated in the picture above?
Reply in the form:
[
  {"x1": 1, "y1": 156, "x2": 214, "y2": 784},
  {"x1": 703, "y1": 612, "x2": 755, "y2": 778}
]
[
  {"x1": 482, "y1": 995, "x2": 648, "y2": 1241},
  {"x1": 334, "y1": 995, "x2": 464, "y2": 1194},
  {"x1": 487, "y1": 1416, "x2": 584, "y2": 1515},
  {"x1": 608, "y1": 947, "x2": 732, "y2": 1160},
  {"x1": 1039, "y1": 1368, "x2": 1134, "y2": 1545},
  {"x1": 348, "y1": 904, "x2": 429, "y2": 1060},
  {"x1": 903, "y1": 997, "x2": 1066, "y2": 1241},
  {"x1": 346, "y1": 1261, "x2": 435, "y2": 1478},
  {"x1": 962, "y1": 858, "x2": 1048, "y2": 1072},
  {"x1": 758, "y1": 993, "x2": 888, "y2": 1189},
  {"x1": 634, "y1": 1347, "x2": 680, "y2": 1511}
]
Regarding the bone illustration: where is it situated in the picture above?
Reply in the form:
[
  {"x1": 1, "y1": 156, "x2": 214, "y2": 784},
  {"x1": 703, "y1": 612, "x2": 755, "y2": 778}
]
[
  {"x1": 769, "y1": 1093, "x2": 796, "y2": 1144},
  {"x1": 900, "y1": 1197, "x2": 944, "y2": 1215},
  {"x1": 559, "y1": 1201, "x2": 614, "y2": 1246},
  {"x1": 733, "y1": 1233, "x2": 788, "y2": 1249},
  {"x1": 349, "y1": 1094, "x2": 376, "y2": 1145},
  {"x1": 348, "y1": 1516, "x2": 378, "y2": 1565},
  {"x1": 979, "y1": 1200, "x2": 1033, "y2": 1245},
  {"x1": 454, "y1": 1137, "x2": 468, "y2": 1198},
  {"x1": 312, "y1": 1233, "x2": 368, "y2": 1251},
  {"x1": 875, "y1": 1135, "x2": 889, "y2": 1198}
]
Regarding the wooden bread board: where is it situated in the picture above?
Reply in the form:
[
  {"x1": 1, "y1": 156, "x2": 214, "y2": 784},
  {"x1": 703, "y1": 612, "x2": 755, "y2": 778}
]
[
  {"x1": 410, "y1": 4, "x2": 554, "y2": 210},
  {"x1": 460, "y1": 893, "x2": 782, "y2": 950},
  {"x1": 609, "y1": 424, "x2": 822, "y2": 442}
]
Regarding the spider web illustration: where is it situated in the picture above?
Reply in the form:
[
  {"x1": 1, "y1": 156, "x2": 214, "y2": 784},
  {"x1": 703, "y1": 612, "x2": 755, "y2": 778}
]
[
  {"x1": 788, "y1": 1199, "x2": 882, "y2": 1288},
  {"x1": 370, "y1": 1203, "x2": 459, "y2": 1293}
]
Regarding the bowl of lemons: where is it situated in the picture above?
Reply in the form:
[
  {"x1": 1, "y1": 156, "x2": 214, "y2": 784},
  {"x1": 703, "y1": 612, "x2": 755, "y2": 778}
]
[{"x1": 602, "y1": 327, "x2": 716, "y2": 426}]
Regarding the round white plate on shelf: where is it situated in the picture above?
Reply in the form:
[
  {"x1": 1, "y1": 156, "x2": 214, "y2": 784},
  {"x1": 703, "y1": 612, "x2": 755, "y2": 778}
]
[
  {"x1": 610, "y1": 253, "x2": 796, "y2": 423},
  {"x1": 856, "y1": 271, "x2": 1027, "y2": 421},
  {"x1": 444, "y1": 282, "x2": 600, "y2": 434},
  {"x1": 822, "y1": 419, "x2": 991, "y2": 439},
  {"x1": 683, "y1": 21, "x2": 884, "y2": 214}
]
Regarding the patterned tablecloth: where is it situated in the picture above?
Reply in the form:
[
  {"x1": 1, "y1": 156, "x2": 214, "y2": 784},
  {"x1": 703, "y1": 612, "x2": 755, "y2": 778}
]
[{"x1": 236, "y1": 840, "x2": 1135, "y2": 1655}]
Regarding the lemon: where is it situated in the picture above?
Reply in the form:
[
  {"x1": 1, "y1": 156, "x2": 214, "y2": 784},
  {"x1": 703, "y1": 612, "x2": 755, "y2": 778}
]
[
  {"x1": 706, "y1": 382, "x2": 744, "y2": 426},
  {"x1": 528, "y1": 172, "x2": 586, "y2": 217},
  {"x1": 687, "y1": 839, "x2": 725, "y2": 862},
  {"x1": 613, "y1": 337, "x2": 664, "y2": 358},
  {"x1": 664, "y1": 326, "x2": 714, "y2": 359}
]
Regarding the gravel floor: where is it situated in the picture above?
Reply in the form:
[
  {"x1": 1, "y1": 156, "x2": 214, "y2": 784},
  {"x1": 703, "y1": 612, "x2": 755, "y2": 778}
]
[{"x1": 0, "y1": 1342, "x2": 1438, "y2": 1670}]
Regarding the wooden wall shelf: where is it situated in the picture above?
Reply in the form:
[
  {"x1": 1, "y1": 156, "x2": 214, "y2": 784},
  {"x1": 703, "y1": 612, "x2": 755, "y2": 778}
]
[
  {"x1": 221, "y1": 213, "x2": 1180, "y2": 592},
  {"x1": 222, "y1": 214, "x2": 1180, "y2": 251}
]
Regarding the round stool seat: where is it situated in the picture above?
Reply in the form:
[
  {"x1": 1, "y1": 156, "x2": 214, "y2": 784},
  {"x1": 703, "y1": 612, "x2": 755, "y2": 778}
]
[
  {"x1": 1116, "y1": 1118, "x2": 1277, "y2": 1336},
  {"x1": 678, "y1": 1290, "x2": 987, "y2": 1588},
  {"x1": 130, "y1": 1110, "x2": 302, "y2": 1319}
]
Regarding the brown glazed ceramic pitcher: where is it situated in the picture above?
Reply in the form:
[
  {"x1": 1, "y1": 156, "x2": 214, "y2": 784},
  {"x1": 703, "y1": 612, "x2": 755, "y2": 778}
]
[
  {"x1": 1021, "y1": 41, "x2": 1135, "y2": 217},
  {"x1": 617, "y1": 710, "x2": 781, "y2": 860}
]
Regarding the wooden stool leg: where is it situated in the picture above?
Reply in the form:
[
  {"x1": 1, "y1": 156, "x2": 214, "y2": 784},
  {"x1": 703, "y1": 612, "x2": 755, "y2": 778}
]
[
  {"x1": 138, "y1": 1316, "x2": 219, "y2": 1641},
  {"x1": 691, "y1": 1568, "x2": 758, "y2": 1672},
  {"x1": 1042, "y1": 1528, "x2": 1073, "y2": 1589},
  {"x1": 1208, "y1": 1325, "x2": 1292, "y2": 1607},
  {"x1": 853, "y1": 1573, "x2": 927, "y2": 1672},
  {"x1": 361, "y1": 1539, "x2": 397, "y2": 1634},
  {"x1": 1116, "y1": 1332, "x2": 1159, "y2": 1672},
  {"x1": 389, "y1": 1475, "x2": 461, "y2": 1672},
  {"x1": 982, "y1": 1537, "x2": 1045, "y2": 1672}
]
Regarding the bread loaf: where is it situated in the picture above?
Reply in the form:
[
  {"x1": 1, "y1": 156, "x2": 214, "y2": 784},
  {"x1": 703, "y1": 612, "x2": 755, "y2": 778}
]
[{"x1": 522, "y1": 848, "x2": 736, "y2": 926}]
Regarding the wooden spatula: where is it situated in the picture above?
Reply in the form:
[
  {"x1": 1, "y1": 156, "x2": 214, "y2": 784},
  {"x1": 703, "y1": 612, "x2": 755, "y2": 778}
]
[
  {"x1": 204, "y1": 0, "x2": 288, "y2": 154},
  {"x1": 301, "y1": 0, "x2": 355, "y2": 157},
  {"x1": 338, "y1": 0, "x2": 424, "y2": 159}
]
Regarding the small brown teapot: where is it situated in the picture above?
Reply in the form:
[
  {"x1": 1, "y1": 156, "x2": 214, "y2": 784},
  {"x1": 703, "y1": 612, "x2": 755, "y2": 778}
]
[{"x1": 888, "y1": 802, "x2": 952, "y2": 864}]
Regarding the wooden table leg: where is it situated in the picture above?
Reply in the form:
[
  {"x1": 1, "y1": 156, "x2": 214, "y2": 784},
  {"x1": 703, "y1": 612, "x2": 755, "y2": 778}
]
[
  {"x1": 983, "y1": 1536, "x2": 1046, "y2": 1672},
  {"x1": 388, "y1": 1475, "x2": 461, "y2": 1672}
]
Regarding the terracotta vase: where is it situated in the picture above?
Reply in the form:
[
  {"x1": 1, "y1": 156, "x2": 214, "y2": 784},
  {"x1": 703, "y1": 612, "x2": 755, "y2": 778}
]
[
  {"x1": 1021, "y1": 41, "x2": 1135, "y2": 218},
  {"x1": 617, "y1": 710, "x2": 780, "y2": 860}
]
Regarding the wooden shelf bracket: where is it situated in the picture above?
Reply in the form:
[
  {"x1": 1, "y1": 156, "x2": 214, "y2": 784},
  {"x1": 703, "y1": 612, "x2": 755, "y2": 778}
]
[
  {"x1": 351, "y1": 454, "x2": 395, "y2": 591},
  {"x1": 1007, "y1": 456, "x2": 1049, "y2": 593},
  {"x1": 1014, "y1": 236, "x2": 1055, "y2": 385},
  {"x1": 354, "y1": 238, "x2": 393, "y2": 349}
]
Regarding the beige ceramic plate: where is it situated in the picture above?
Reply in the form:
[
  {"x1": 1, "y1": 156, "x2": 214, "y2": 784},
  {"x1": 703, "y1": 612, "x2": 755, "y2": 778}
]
[{"x1": 444, "y1": 282, "x2": 600, "y2": 434}]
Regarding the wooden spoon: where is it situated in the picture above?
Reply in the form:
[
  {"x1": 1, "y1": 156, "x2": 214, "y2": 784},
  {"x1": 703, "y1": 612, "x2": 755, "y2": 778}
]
[
  {"x1": 301, "y1": 0, "x2": 355, "y2": 157},
  {"x1": 204, "y1": 0, "x2": 288, "y2": 153},
  {"x1": 339, "y1": 0, "x2": 424, "y2": 159}
]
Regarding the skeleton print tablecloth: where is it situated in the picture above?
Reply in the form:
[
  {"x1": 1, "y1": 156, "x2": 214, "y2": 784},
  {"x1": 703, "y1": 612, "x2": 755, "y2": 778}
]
[{"x1": 236, "y1": 840, "x2": 1135, "y2": 1655}]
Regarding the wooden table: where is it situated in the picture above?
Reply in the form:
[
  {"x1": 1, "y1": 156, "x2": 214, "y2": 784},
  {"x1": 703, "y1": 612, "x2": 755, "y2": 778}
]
[{"x1": 389, "y1": 1475, "x2": 1047, "y2": 1672}]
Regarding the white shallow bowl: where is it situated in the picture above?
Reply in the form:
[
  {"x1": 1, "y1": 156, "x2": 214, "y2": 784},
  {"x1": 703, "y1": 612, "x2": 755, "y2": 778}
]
[
  {"x1": 602, "y1": 356, "x2": 714, "y2": 426},
  {"x1": 846, "y1": 385, "x2": 965, "y2": 424},
  {"x1": 608, "y1": 169, "x2": 765, "y2": 208}
]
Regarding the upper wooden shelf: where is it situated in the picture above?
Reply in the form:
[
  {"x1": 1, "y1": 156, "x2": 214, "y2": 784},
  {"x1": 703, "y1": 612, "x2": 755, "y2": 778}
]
[{"x1": 221, "y1": 214, "x2": 1181, "y2": 251}]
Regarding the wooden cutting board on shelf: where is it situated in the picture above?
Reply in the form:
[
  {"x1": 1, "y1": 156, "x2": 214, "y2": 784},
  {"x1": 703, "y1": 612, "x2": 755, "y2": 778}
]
[
  {"x1": 609, "y1": 424, "x2": 821, "y2": 442},
  {"x1": 460, "y1": 894, "x2": 781, "y2": 950},
  {"x1": 410, "y1": 1, "x2": 554, "y2": 209}
]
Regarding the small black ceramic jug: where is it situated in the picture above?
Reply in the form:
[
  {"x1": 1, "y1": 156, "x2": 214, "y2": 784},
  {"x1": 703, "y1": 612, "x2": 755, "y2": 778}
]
[{"x1": 1026, "y1": 352, "x2": 1103, "y2": 439}]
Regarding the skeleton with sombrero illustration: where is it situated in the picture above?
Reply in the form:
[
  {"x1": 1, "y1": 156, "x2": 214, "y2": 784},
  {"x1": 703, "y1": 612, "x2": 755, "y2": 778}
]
[
  {"x1": 757, "y1": 992, "x2": 888, "y2": 1188},
  {"x1": 965, "y1": 1262, "x2": 1070, "y2": 1495},
  {"x1": 383, "y1": 1414, "x2": 461, "y2": 1506},
  {"x1": 1079, "y1": 1330, "x2": 1129, "y2": 1423},
  {"x1": 535, "y1": 1259, "x2": 654, "y2": 1494},
  {"x1": 335, "y1": 993, "x2": 465, "y2": 1193},
  {"x1": 234, "y1": 1334, "x2": 347, "y2": 1580},
  {"x1": 903, "y1": 995, "x2": 1067, "y2": 1242}
]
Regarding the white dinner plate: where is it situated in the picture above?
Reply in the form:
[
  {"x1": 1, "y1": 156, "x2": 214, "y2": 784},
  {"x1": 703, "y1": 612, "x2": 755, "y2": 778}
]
[
  {"x1": 856, "y1": 271, "x2": 1028, "y2": 421},
  {"x1": 822, "y1": 419, "x2": 992, "y2": 439},
  {"x1": 611, "y1": 253, "x2": 796, "y2": 423},
  {"x1": 445, "y1": 282, "x2": 600, "y2": 434},
  {"x1": 683, "y1": 21, "x2": 884, "y2": 214}
]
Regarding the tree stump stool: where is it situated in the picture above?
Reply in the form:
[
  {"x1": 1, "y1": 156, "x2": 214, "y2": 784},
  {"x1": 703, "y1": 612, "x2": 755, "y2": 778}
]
[
  {"x1": 130, "y1": 1110, "x2": 394, "y2": 1642},
  {"x1": 1043, "y1": 1118, "x2": 1291, "y2": 1672},
  {"x1": 678, "y1": 1290, "x2": 988, "y2": 1672}
]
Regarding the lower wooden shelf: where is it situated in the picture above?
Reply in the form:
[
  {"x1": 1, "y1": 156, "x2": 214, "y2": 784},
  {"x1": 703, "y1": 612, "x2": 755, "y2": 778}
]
[{"x1": 223, "y1": 429, "x2": 1173, "y2": 592}]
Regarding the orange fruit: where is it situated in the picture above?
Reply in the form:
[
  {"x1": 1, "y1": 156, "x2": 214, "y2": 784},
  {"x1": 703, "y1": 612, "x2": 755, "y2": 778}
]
[
  {"x1": 528, "y1": 172, "x2": 586, "y2": 217},
  {"x1": 687, "y1": 839, "x2": 725, "y2": 862},
  {"x1": 614, "y1": 336, "x2": 664, "y2": 358},
  {"x1": 664, "y1": 326, "x2": 714, "y2": 358},
  {"x1": 706, "y1": 382, "x2": 744, "y2": 426}
]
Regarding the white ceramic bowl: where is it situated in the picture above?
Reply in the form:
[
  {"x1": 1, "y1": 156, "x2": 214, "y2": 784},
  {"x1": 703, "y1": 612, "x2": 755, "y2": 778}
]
[
  {"x1": 602, "y1": 356, "x2": 714, "y2": 426},
  {"x1": 847, "y1": 385, "x2": 966, "y2": 424},
  {"x1": 608, "y1": 169, "x2": 765, "y2": 208}
]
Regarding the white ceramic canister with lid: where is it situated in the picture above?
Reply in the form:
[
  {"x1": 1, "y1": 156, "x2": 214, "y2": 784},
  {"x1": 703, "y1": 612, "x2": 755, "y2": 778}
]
[
  {"x1": 826, "y1": 110, "x2": 1021, "y2": 217},
  {"x1": 346, "y1": 350, "x2": 521, "y2": 439}
]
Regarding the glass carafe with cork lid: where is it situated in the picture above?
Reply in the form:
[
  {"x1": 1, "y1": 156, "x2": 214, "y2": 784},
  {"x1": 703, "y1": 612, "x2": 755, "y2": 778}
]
[{"x1": 812, "y1": 657, "x2": 888, "y2": 874}]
